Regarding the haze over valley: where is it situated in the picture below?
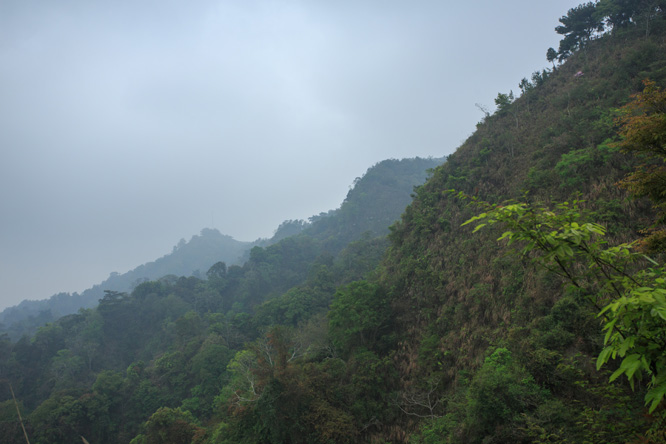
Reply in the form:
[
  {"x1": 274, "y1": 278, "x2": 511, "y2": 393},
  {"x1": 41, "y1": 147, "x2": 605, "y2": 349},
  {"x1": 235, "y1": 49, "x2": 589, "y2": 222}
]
[
  {"x1": 1, "y1": 0, "x2": 583, "y2": 310},
  {"x1": 2, "y1": 1, "x2": 666, "y2": 442}
]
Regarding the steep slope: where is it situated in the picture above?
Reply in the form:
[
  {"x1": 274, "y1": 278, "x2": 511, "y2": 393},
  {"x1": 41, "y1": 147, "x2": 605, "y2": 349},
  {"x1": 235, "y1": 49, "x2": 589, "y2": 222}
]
[
  {"x1": 5, "y1": 5, "x2": 666, "y2": 444},
  {"x1": 380, "y1": 15, "x2": 666, "y2": 444},
  {"x1": 168, "y1": 20, "x2": 666, "y2": 443},
  {"x1": 304, "y1": 157, "x2": 445, "y2": 251}
]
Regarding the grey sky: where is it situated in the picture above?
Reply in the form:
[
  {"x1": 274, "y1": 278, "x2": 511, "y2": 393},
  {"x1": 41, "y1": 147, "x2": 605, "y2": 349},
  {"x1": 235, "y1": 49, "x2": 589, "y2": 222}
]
[{"x1": 0, "y1": 0, "x2": 582, "y2": 310}]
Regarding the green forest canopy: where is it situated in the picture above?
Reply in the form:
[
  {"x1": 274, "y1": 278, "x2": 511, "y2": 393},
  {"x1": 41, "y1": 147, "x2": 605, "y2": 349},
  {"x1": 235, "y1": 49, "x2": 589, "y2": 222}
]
[{"x1": 2, "y1": 2, "x2": 666, "y2": 443}]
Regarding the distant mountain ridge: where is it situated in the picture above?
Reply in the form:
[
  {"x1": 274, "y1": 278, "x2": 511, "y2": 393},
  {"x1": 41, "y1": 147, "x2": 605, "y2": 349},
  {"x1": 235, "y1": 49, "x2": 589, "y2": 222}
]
[
  {"x1": 0, "y1": 229, "x2": 252, "y2": 338},
  {"x1": 0, "y1": 156, "x2": 444, "y2": 338}
]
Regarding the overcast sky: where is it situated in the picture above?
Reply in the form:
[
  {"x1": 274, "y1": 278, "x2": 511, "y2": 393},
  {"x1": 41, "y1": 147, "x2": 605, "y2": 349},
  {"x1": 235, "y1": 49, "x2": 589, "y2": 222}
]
[{"x1": 0, "y1": 0, "x2": 583, "y2": 310}]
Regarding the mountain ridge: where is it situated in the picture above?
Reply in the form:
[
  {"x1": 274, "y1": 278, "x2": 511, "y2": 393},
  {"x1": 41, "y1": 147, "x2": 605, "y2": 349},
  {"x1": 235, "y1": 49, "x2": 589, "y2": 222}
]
[
  {"x1": 0, "y1": 228, "x2": 252, "y2": 338},
  {"x1": 0, "y1": 156, "x2": 443, "y2": 339}
]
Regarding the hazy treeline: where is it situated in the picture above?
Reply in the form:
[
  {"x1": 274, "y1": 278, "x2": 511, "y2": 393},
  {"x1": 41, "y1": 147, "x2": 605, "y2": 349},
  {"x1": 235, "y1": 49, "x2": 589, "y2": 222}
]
[{"x1": 3, "y1": 1, "x2": 666, "y2": 442}]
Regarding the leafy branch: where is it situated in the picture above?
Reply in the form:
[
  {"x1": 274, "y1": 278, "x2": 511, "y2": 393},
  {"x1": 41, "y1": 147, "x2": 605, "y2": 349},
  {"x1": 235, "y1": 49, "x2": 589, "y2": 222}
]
[{"x1": 458, "y1": 192, "x2": 666, "y2": 413}]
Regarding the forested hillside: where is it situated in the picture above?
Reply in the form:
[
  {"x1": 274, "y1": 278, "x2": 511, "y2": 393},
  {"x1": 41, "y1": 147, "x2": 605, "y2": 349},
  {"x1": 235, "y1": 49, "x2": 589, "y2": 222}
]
[
  {"x1": 2, "y1": 2, "x2": 666, "y2": 443},
  {"x1": 0, "y1": 229, "x2": 252, "y2": 339},
  {"x1": 0, "y1": 156, "x2": 441, "y2": 443},
  {"x1": 0, "y1": 157, "x2": 440, "y2": 341},
  {"x1": 381, "y1": 2, "x2": 666, "y2": 442}
]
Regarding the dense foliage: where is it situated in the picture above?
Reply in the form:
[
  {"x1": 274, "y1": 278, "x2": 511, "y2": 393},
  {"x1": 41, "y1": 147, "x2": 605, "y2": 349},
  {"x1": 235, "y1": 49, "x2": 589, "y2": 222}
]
[
  {"x1": 0, "y1": 157, "x2": 439, "y2": 444},
  {"x1": 3, "y1": 2, "x2": 666, "y2": 443},
  {"x1": 463, "y1": 197, "x2": 666, "y2": 413}
]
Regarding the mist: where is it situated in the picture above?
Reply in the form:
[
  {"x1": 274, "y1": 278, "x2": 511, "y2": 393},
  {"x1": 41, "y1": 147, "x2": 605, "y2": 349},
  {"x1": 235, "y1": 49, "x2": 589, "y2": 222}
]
[{"x1": 0, "y1": 0, "x2": 583, "y2": 310}]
